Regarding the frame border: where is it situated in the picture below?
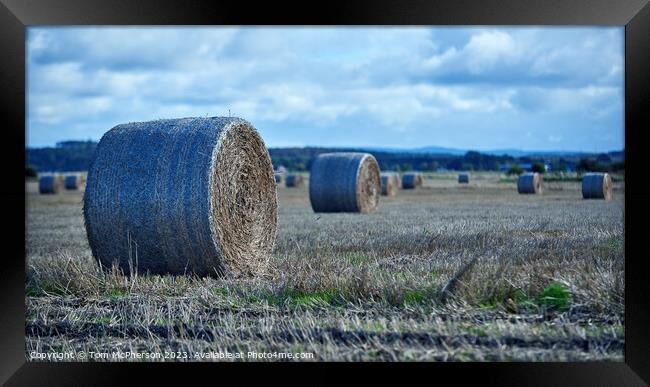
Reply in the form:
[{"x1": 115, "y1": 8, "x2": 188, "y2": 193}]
[{"x1": 2, "y1": 0, "x2": 648, "y2": 384}]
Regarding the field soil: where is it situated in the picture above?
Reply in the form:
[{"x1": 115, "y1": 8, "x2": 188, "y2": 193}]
[{"x1": 25, "y1": 172, "x2": 624, "y2": 361}]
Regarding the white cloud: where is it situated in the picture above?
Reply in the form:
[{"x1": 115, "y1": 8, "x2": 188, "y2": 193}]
[
  {"x1": 27, "y1": 27, "x2": 624, "y2": 151},
  {"x1": 464, "y1": 31, "x2": 518, "y2": 73}
]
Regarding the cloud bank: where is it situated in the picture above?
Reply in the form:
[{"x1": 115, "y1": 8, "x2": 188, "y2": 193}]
[{"x1": 27, "y1": 27, "x2": 624, "y2": 151}]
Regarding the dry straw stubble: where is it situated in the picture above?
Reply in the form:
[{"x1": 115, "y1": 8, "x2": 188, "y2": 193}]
[
  {"x1": 309, "y1": 152, "x2": 381, "y2": 213},
  {"x1": 83, "y1": 117, "x2": 277, "y2": 278}
]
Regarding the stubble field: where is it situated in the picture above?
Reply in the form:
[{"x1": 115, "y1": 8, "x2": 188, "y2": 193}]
[{"x1": 25, "y1": 172, "x2": 625, "y2": 361}]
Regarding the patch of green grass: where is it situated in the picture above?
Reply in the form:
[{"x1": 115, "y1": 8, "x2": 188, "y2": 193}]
[
  {"x1": 245, "y1": 294, "x2": 261, "y2": 303},
  {"x1": 26, "y1": 282, "x2": 67, "y2": 297},
  {"x1": 478, "y1": 286, "x2": 541, "y2": 313},
  {"x1": 536, "y1": 283, "x2": 571, "y2": 311},
  {"x1": 455, "y1": 351, "x2": 473, "y2": 361},
  {"x1": 345, "y1": 252, "x2": 371, "y2": 266},
  {"x1": 615, "y1": 325, "x2": 625, "y2": 337},
  {"x1": 478, "y1": 301, "x2": 498, "y2": 310},
  {"x1": 211, "y1": 286, "x2": 230, "y2": 296},
  {"x1": 467, "y1": 326, "x2": 488, "y2": 338},
  {"x1": 94, "y1": 316, "x2": 113, "y2": 324},
  {"x1": 403, "y1": 286, "x2": 437, "y2": 305},
  {"x1": 604, "y1": 237, "x2": 623, "y2": 253},
  {"x1": 107, "y1": 288, "x2": 128, "y2": 300},
  {"x1": 361, "y1": 320, "x2": 388, "y2": 332},
  {"x1": 366, "y1": 349, "x2": 381, "y2": 359},
  {"x1": 292, "y1": 290, "x2": 337, "y2": 307},
  {"x1": 25, "y1": 285, "x2": 41, "y2": 297},
  {"x1": 511, "y1": 289, "x2": 538, "y2": 312},
  {"x1": 26, "y1": 312, "x2": 37, "y2": 323}
]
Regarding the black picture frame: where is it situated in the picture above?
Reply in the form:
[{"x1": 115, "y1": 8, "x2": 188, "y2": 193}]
[{"x1": 2, "y1": 0, "x2": 648, "y2": 384}]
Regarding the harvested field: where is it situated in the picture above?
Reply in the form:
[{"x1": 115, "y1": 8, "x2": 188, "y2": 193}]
[{"x1": 25, "y1": 172, "x2": 625, "y2": 361}]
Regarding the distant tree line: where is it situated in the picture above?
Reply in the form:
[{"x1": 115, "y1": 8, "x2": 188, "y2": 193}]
[
  {"x1": 269, "y1": 148, "x2": 624, "y2": 174},
  {"x1": 25, "y1": 141, "x2": 624, "y2": 175},
  {"x1": 27, "y1": 140, "x2": 97, "y2": 172}
]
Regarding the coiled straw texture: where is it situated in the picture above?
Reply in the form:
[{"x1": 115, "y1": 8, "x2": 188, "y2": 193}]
[{"x1": 83, "y1": 117, "x2": 277, "y2": 278}]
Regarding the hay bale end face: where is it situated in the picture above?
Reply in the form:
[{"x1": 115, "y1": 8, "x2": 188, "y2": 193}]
[
  {"x1": 64, "y1": 174, "x2": 85, "y2": 190},
  {"x1": 517, "y1": 172, "x2": 543, "y2": 194},
  {"x1": 380, "y1": 172, "x2": 399, "y2": 196},
  {"x1": 83, "y1": 117, "x2": 278, "y2": 278},
  {"x1": 458, "y1": 173, "x2": 469, "y2": 184},
  {"x1": 39, "y1": 175, "x2": 63, "y2": 194},
  {"x1": 582, "y1": 172, "x2": 613, "y2": 200},
  {"x1": 309, "y1": 152, "x2": 380, "y2": 213},
  {"x1": 402, "y1": 172, "x2": 423, "y2": 189},
  {"x1": 285, "y1": 174, "x2": 304, "y2": 187}
]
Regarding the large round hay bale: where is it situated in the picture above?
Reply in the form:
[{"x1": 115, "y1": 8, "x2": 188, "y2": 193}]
[
  {"x1": 517, "y1": 172, "x2": 543, "y2": 194},
  {"x1": 402, "y1": 172, "x2": 423, "y2": 189},
  {"x1": 285, "y1": 174, "x2": 304, "y2": 187},
  {"x1": 458, "y1": 172, "x2": 469, "y2": 184},
  {"x1": 380, "y1": 172, "x2": 399, "y2": 196},
  {"x1": 309, "y1": 152, "x2": 380, "y2": 213},
  {"x1": 83, "y1": 117, "x2": 278, "y2": 277},
  {"x1": 64, "y1": 173, "x2": 85, "y2": 190},
  {"x1": 582, "y1": 172, "x2": 613, "y2": 200},
  {"x1": 39, "y1": 174, "x2": 63, "y2": 194}
]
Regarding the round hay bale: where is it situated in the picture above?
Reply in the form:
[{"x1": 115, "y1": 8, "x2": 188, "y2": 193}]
[
  {"x1": 83, "y1": 117, "x2": 278, "y2": 277},
  {"x1": 39, "y1": 174, "x2": 63, "y2": 194},
  {"x1": 402, "y1": 172, "x2": 423, "y2": 189},
  {"x1": 458, "y1": 172, "x2": 469, "y2": 184},
  {"x1": 517, "y1": 172, "x2": 543, "y2": 194},
  {"x1": 582, "y1": 172, "x2": 613, "y2": 200},
  {"x1": 309, "y1": 152, "x2": 380, "y2": 213},
  {"x1": 285, "y1": 174, "x2": 304, "y2": 187},
  {"x1": 380, "y1": 172, "x2": 399, "y2": 196},
  {"x1": 64, "y1": 173, "x2": 85, "y2": 190}
]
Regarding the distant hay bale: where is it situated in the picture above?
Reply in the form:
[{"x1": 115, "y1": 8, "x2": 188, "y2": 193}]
[
  {"x1": 64, "y1": 173, "x2": 86, "y2": 190},
  {"x1": 83, "y1": 117, "x2": 278, "y2": 278},
  {"x1": 582, "y1": 172, "x2": 613, "y2": 200},
  {"x1": 39, "y1": 174, "x2": 63, "y2": 194},
  {"x1": 458, "y1": 172, "x2": 469, "y2": 184},
  {"x1": 402, "y1": 172, "x2": 423, "y2": 189},
  {"x1": 285, "y1": 174, "x2": 304, "y2": 187},
  {"x1": 517, "y1": 172, "x2": 543, "y2": 194},
  {"x1": 309, "y1": 152, "x2": 380, "y2": 213},
  {"x1": 380, "y1": 172, "x2": 399, "y2": 196}
]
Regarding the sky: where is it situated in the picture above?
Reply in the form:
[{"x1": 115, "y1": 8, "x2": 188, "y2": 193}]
[{"x1": 27, "y1": 27, "x2": 624, "y2": 152}]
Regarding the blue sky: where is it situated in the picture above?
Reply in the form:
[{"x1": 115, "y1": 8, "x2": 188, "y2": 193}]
[{"x1": 27, "y1": 27, "x2": 624, "y2": 152}]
